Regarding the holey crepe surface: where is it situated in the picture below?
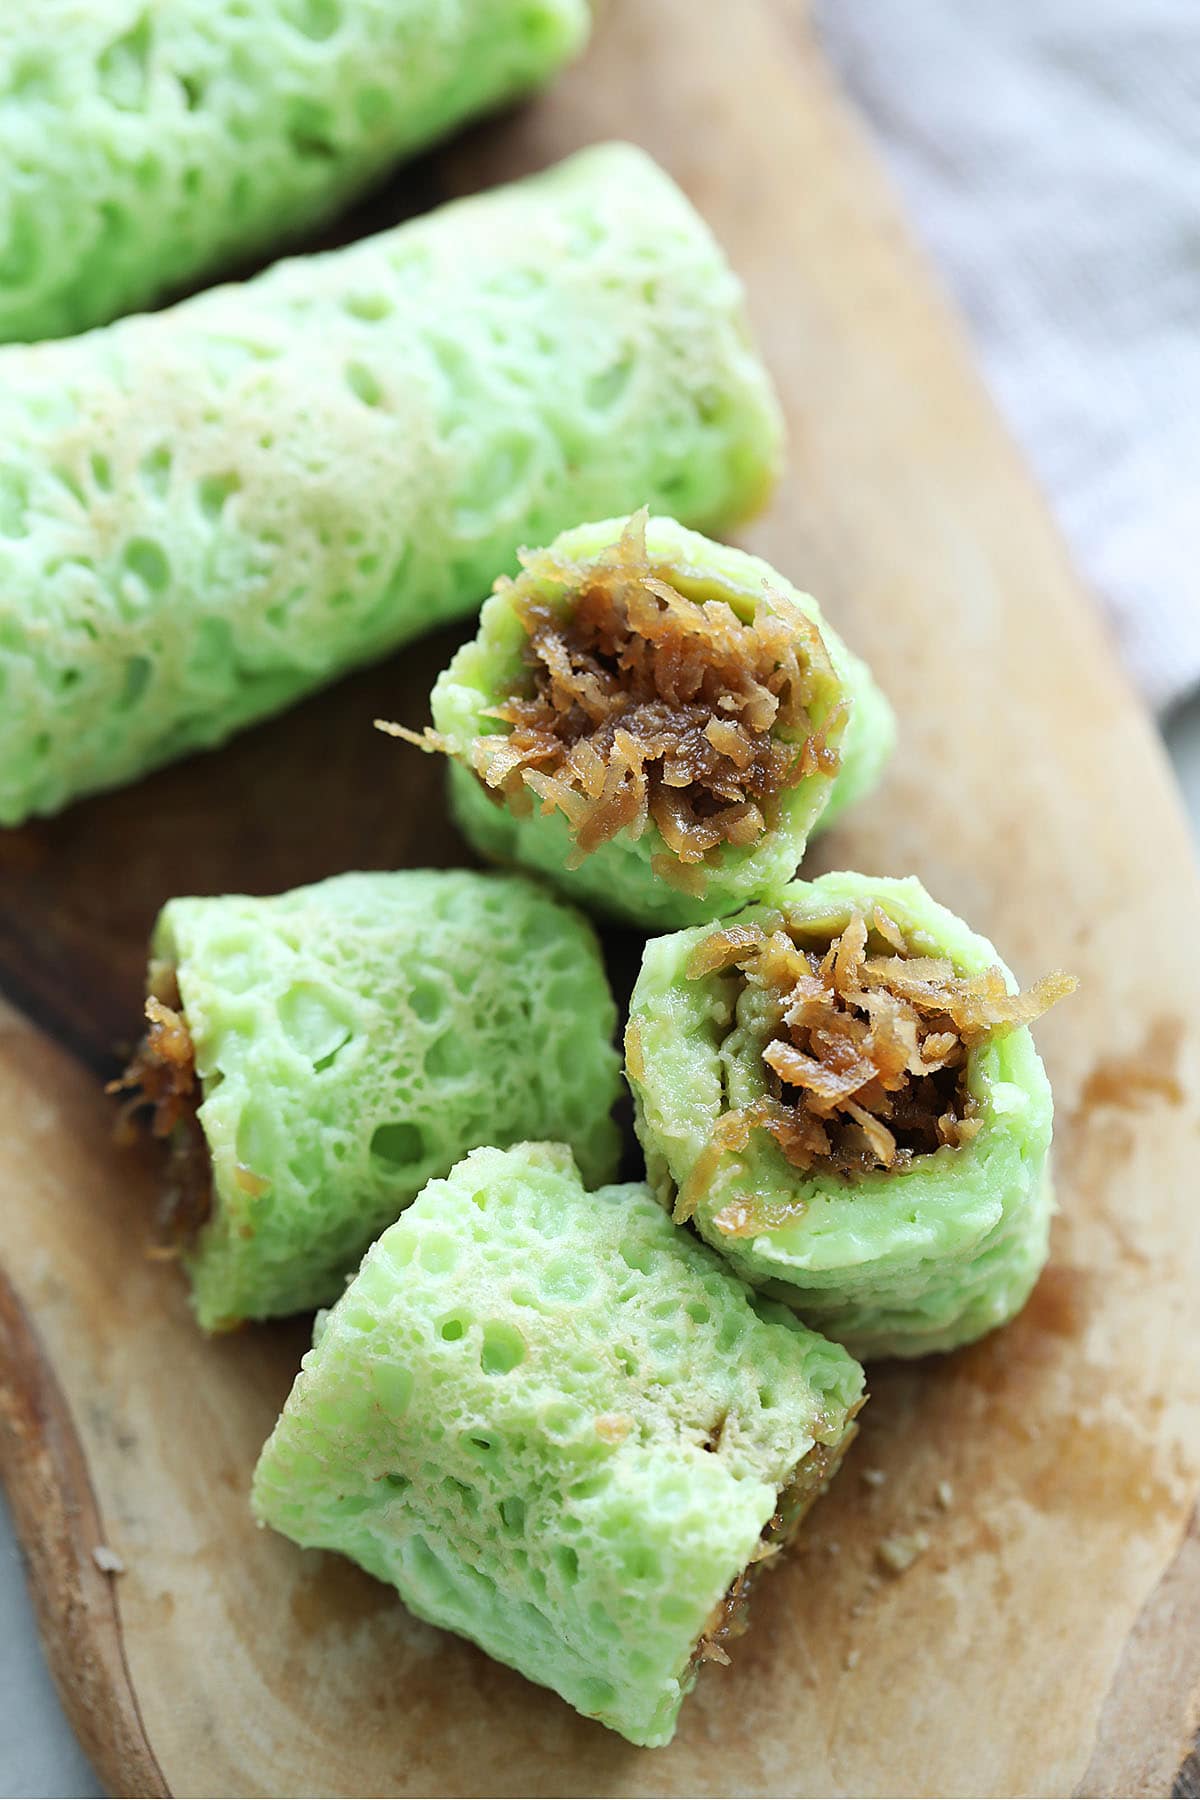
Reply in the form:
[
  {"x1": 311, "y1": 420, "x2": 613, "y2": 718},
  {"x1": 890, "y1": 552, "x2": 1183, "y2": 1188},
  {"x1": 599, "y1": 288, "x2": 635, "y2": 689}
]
[
  {"x1": 0, "y1": 0, "x2": 589, "y2": 343},
  {"x1": 627, "y1": 872, "x2": 1056, "y2": 1360},
  {"x1": 153, "y1": 870, "x2": 620, "y2": 1329},
  {"x1": 0, "y1": 143, "x2": 782, "y2": 826},
  {"x1": 432, "y1": 514, "x2": 893, "y2": 929},
  {"x1": 251, "y1": 1142, "x2": 865, "y2": 1747}
]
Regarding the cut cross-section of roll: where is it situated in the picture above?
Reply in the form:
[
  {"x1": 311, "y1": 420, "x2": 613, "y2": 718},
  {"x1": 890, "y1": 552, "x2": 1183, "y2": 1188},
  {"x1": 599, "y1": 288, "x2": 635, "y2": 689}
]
[
  {"x1": 387, "y1": 513, "x2": 892, "y2": 928},
  {"x1": 251, "y1": 1142, "x2": 865, "y2": 1747},
  {"x1": 111, "y1": 871, "x2": 621, "y2": 1330},
  {"x1": 626, "y1": 872, "x2": 1075, "y2": 1359}
]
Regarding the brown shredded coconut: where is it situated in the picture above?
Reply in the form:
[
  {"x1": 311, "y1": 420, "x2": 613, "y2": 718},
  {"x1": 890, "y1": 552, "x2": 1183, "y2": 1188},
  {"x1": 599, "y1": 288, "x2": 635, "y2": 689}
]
[
  {"x1": 690, "y1": 1425, "x2": 858, "y2": 1673},
  {"x1": 678, "y1": 908, "x2": 1075, "y2": 1227},
  {"x1": 108, "y1": 964, "x2": 213, "y2": 1251},
  {"x1": 384, "y1": 512, "x2": 844, "y2": 889}
]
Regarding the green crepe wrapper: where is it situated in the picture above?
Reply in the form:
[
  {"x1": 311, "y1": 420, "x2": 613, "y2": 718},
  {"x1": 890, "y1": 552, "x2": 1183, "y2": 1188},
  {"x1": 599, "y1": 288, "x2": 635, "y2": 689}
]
[
  {"x1": 0, "y1": 144, "x2": 782, "y2": 826},
  {"x1": 429, "y1": 514, "x2": 893, "y2": 928},
  {"x1": 0, "y1": 0, "x2": 588, "y2": 343},
  {"x1": 252, "y1": 1141, "x2": 864, "y2": 1747},
  {"x1": 627, "y1": 872, "x2": 1056, "y2": 1360},
  {"x1": 152, "y1": 870, "x2": 621, "y2": 1329}
]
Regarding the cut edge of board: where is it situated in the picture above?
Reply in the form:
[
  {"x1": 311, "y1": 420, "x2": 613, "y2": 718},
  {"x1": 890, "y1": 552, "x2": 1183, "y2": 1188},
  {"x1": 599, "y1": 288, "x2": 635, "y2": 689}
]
[
  {"x1": 1077, "y1": 1499, "x2": 1200, "y2": 1797},
  {"x1": 0, "y1": 1264, "x2": 170, "y2": 1799}
]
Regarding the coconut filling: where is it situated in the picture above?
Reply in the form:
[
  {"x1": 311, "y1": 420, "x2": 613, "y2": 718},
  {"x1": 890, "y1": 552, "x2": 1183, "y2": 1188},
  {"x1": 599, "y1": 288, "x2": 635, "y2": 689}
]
[
  {"x1": 679, "y1": 908, "x2": 1076, "y2": 1236},
  {"x1": 388, "y1": 516, "x2": 843, "y2": 894},
  {"x1": 109, "y1": 962, "x2": 214, "y2": 1251},
  {"x1": 689, "y1": 1420, "x2": 859, "y2": 1675}
]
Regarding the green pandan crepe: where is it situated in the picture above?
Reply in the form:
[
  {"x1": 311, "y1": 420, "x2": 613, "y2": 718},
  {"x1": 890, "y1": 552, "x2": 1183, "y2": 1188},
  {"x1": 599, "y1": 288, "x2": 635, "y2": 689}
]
[
  {"x1": 252, "y1": 1141, "x2": 864, "y2": 1747},
  {"x1": 398, "y1": 513, "x2": 892, "y2": 929},
  {"x1": 626, "y1": 871, "x2": 1072, "y2": 1360},
  {"x1": 0, "y1": 144, "x2": 782, "y2": 826},
  {"x1": 0, "y1": 0, "x2": 589, "y2": 343},
  {"x1": 124, "y1": 871, "x2": 621, "y2": 1330}
]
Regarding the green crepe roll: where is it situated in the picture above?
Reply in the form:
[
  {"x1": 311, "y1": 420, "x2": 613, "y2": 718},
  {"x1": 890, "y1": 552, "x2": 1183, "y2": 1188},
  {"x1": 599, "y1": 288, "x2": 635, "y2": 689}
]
[
  {"x1": 0, "y1": 144, "x2": 782, "y2": 827},
  {"x1": 394, "y1": 511, "x2": 892, "y2": 921},
  {"x1": 625, "y1": 872, "x2": 1075, "y2": 1360},
  {"x1": 252, "y1": 1141, "x2": 865, "y2": 1747},
  {"x1": 116, "y1": 871, "x2": 621, "y2": 1330},
  {"x1": 0, "y1": 0, "x2": 589, "y2": 343},
  {"x1": 393, "y1": 513, "x2": 893, "y2": 929}
]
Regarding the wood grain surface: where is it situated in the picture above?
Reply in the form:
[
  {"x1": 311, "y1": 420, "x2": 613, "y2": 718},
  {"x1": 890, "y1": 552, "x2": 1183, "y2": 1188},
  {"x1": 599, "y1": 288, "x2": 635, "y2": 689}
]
[{"x1": 2, "y1": 2, "x2": 1200, "y2": 1794}]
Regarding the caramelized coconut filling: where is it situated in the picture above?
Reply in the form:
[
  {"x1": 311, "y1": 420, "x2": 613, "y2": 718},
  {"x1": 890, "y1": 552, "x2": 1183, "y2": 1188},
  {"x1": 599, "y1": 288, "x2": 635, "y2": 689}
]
[
  {"x1": 109, "y1": 963, "x2": 213, "y2": 1250},
  {"x1": 390, "y1": 515, "x2": 843, "y2": 891},
  {"x1": 680, "y1": 909, "x2": 1075, "y2": 1233},
  {"x1": 690, "y1": 1424, "x2": 858, "y2": 1673}
]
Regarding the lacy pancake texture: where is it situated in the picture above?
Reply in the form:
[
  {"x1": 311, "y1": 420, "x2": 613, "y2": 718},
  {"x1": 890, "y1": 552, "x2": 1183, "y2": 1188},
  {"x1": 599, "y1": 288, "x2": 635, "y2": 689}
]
[
  {"x1": 116, "y1": 871, "x2": 621, "y2": 1329},
  {"x1": 0, "y1": 145, "x2": 782, "y2": 824},
  {"x1": 0, "y1": 0, "x2": 588, "y2": 341},
  {"x1": 252, "y1": 1142, "x2": 864, "y2": 1745}
]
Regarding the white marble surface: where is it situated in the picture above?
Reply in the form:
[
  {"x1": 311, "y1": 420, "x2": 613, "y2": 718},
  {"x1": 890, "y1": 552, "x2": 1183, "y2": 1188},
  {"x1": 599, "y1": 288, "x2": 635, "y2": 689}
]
[{"x1": 3, "y1": 699, "x2": 1200, "y2": 1798}]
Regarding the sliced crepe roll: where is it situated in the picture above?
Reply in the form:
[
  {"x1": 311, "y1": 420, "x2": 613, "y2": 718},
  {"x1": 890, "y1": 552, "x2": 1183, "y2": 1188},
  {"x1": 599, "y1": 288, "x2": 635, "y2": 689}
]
[
  {"x1": 0, "y1": 144, "x2": 781, "y2": 824},
  {"x1": 626, "y1": 872, "x2": 1075, "y2": 1359},
  {"x1": 252, "y1": 1142, "x2": 865, "y2": 1746},
  {"x1": 387, "y1": 513, "x2": 892, "y2": 928},
  {"x1": 112, "y1": 871, "x2": 621, "y2": 1330}
]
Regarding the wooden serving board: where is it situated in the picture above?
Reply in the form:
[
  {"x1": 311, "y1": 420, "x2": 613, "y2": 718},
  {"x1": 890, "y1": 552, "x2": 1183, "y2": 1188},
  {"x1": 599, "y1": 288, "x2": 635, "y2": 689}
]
[{"x1": 3, "y1": 3, "x2": 1200, "y2": 1794}]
